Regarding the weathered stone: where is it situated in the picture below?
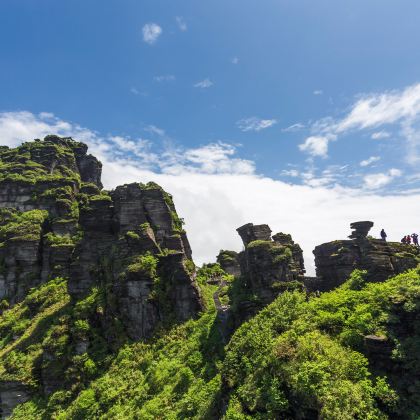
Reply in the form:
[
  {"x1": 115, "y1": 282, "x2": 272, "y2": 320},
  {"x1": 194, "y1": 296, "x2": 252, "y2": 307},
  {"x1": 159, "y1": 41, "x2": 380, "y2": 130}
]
[
  {"x1": 233, "y1": 224, "x2": 305, "y2": 319},
  {"x1": 113, "y1": 266, "x2": 160, "y2": 340},
  {"x1": 157, "y1": 253, "x2": 203, "y2": 321},
  {"x1": 348, "y1": 221, "x2": 374, "y2": 240},
  {"x1": 0, "y1": 381, "x2": 31, "y2": 418},
  {"x1": 313, "y1": 222, "x2": 420, "y2": 292},
  {"x1": 236, "y1": 223, "x2": 272, "y2": 247},
  {"x1": 0, "y1": 238, "x2": 42, "y2": 304},
  {"x1": 217, "y1": 250, "x2": 241, "y2": 277}
]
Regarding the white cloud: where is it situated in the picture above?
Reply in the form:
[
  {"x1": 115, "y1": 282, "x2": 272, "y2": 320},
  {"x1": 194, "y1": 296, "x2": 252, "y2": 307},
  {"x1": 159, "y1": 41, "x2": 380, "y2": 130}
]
[
  {"x1": 282, "y1": 123, "x2": 305, "y2": 132},
  {"x1": 194, "y1": 79, "x2": 213, "y2": 89},
  {"x1": 237, "y1": 117, "x2": 277, "y2": 132},
  {"x1": 231, "y1": 57, "x2": 239, "y2": 65},
  {"x1": 371, "y1": 131, "x2": 391, "y2": 140},
  {"x1": 336, "y1": 84, "x2": 420, "y2": 133},
  {"x1": 161, "y1": 143, "x2": 255, "y2": 175},
  {"x1": 153, "y1": 75, "x2": 175, "y2": 82},
  {"x1": 281, "y1": 169, "x2": 299, "y2": 177},
  {"x1": 301, "y1": 83, "x2": 420, "y2": 163},
  {"x1": 313, "y1": 90, "x2": 323, "y2": 95},
  {"x1": 363, "y1": 168, "x2": 402, "y2": 189},
  {"x1": 145, "y1": 125, "x2": 165, "y2": 137},
  {"x1": 298, "y1": 135, "x2": 331, "y2": 158},
  {"x1": 0, "y1": 111, "x2": 97, "y2": 148},
  {"x1": 142, "y1": 23, "x2": 162, "y2": 44},
  {"x1": 175, "y1": 16, "x2": 187, "y2": 31},
  {"x1": 2, "y1": 111, "x2": 420, "y2": 276},
  {"x1": 360, "y1": 156, "x2": 380, "y2": 167}
]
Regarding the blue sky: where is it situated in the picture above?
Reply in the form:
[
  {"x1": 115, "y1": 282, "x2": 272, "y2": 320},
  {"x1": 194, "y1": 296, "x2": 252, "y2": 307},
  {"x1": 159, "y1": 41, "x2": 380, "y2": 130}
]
[{"x1": 1, "y1": 1, "x2": 420, "y2": 270}]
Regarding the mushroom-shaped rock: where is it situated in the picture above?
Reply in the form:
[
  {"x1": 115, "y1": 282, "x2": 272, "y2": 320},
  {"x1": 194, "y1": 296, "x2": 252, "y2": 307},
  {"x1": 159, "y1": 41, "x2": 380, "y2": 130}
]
[
  {"x1": 236, "y1": 223, "x2": 272, "y2": 247},
  {"x1": 348, "y1": 221, "x2": 374, "y2": 240}
]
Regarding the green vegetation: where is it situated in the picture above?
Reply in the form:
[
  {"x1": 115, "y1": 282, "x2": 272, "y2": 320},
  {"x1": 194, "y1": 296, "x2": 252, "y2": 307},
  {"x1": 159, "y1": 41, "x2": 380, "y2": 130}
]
[
  {"x1": 247, "y1": 240, "x2": 273, "y2": 249},
  {"x1": 44, "y1": 232, "x2": 82, "y2": 247},
  {"x1": 0, "y1": 278, "x2": 70, "y2": 387},
  {"x1": 217, "y1": 250, "x2": 238, "y2": 265},
  {"x1": 125, "y1": 253, "x2": 158, "y2": 278},
  {"x1": 3, "y1": 265, "x2": 420, "y2": 418},
  {"x1": 223, "y1": 268, "x2": 420, "y2": 418},
  {"x1": 0, "y1": 209, "x2": 48, "y2": 243}
]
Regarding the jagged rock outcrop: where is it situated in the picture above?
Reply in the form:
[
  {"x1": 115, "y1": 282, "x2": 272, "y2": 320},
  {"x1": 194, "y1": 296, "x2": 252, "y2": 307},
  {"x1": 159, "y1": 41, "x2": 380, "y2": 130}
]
[
  {"x1": 311, "y1": 221, "x2": 420, "y2": 292},
  {"x1": 233, "y1": 223, "x2": 305, "y2": 319}
]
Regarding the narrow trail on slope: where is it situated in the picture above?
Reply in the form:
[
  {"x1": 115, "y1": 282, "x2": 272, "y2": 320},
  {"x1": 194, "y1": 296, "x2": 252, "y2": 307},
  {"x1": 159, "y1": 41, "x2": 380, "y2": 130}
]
[{"x1": 213, "y1": 276, "x2": 230, "y2": 344}]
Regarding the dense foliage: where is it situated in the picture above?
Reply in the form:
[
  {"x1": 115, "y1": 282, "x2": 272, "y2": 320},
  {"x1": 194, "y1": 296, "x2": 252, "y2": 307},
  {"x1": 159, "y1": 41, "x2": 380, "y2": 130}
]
[{"x1": 1, "y1": 266, "x2": 419, "y2": 419}]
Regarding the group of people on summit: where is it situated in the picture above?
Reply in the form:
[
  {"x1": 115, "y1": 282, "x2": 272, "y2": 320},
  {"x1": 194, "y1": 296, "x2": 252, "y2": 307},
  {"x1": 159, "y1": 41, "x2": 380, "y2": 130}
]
[
  {"x1": 380, "y1": 229, "x2": 419, "y2": 246},
  {"x1": 401, "y1": 233, "x2": 419, "y2": 246}
]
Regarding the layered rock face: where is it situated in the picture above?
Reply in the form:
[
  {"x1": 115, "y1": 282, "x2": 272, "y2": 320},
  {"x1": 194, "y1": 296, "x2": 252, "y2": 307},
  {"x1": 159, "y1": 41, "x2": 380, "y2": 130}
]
[
  {"x1": 234, "y1": 223, "x2": 305, "y2": 315},
  {"x1": 0, "y1": 136, "x2": 101, "y2": 305},
  {"x1": 312, "y1": 221, "x2": 420, "y2": 292},
  {"x1": 0, "y1": 136, "x2": 202, "y2": 339}
]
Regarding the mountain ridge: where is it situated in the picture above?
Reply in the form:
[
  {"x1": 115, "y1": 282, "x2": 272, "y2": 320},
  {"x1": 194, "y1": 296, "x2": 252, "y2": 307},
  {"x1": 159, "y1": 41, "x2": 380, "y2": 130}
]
[{"x1": 0, "y1": 136, "x2": 419, "y2": 419}]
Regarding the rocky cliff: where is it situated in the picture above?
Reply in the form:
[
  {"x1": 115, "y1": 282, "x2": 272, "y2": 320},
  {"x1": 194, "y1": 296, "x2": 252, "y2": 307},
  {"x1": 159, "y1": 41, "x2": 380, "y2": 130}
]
[
  {"x1": 0, "y1": 136, "x2": 204, "y2": 415},
  {"x1": 0, "y1": 136, "x2": 202, "y2": 333}
]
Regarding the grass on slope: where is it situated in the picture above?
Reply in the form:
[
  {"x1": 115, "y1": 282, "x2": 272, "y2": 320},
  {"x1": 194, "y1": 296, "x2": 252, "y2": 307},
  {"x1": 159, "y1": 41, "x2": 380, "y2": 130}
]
[
  {"x1": 223, "y1": 268, "x2": 420, "y2": 419},
  {"x1": 5, "y1": 267, "x2": 420, "y2": 419},
  {"x1": 6, "y1": 265, "x2": 225, "y2": 419},
  {"x1": 0, "y1": 277, "x2": 70, "y2": 387}
]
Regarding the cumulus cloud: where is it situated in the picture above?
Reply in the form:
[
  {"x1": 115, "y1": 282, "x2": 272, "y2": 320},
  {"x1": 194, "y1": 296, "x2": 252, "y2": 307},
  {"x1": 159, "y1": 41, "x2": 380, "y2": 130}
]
[
  {"x1": 237, "y1": 117, "x2": 277, "y2": 132},
  {"x1": 360, "y1": 156, "x2": 380, "y2": 167},
  {"x1": 0, "y1": 111, "x2": 97, "y2": 148},
  {"x1": 161, "y1": 143, "x2": 255, "y2": 175},
  {"x1": 363, "y1": 168, "x2": 402, "y2": 189},
  {"x1": 298, "y1": 135, "x2": 332, "y2": 158},
  {"x1": 1, "y1": 111, "x2": 420, "y2": 275},
  {"x1": 142, "y1": 23, "x2": 162, "y2": 44},
  {"x1": 175, "y1": 16, "x2": 187, "y2": 31},
  {"x1": 194, "y1": 79, "x2": 213, "y2": 88}
]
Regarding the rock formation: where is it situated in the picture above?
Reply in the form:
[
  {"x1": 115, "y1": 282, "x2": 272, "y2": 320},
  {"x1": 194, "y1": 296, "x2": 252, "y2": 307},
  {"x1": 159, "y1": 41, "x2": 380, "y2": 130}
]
[
  {"x1": 0, "y1": 135, "x2": 204, "y2": 415},
  {"x1": 0, "y1": 135, "x2": 202, "y2": 332},
  {"x1": 311, "y1": 221, "x2": 420, "y2": 292},
  {"x1": 236, "y1": 223, "x2": 272, "y2": 246},
  {"x1": 232, "y1": 223, "x2": 305, "y2": 319},
  {"x1": 216, "y1": 250, "x2": 241, "y2": 277}
]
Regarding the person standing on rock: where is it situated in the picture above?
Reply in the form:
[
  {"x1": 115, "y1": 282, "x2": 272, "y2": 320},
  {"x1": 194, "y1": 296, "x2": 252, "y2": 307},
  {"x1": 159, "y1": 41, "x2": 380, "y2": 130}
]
[
  {"x1": 406, "y1": 235, "x2": 412, "y2": 245},
  {"x1": 412, "y1": 233, "x2": 419, "y2": 246},
  {"x1": 380, "y1": 229, "x2": 387, "y2": 241}
]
